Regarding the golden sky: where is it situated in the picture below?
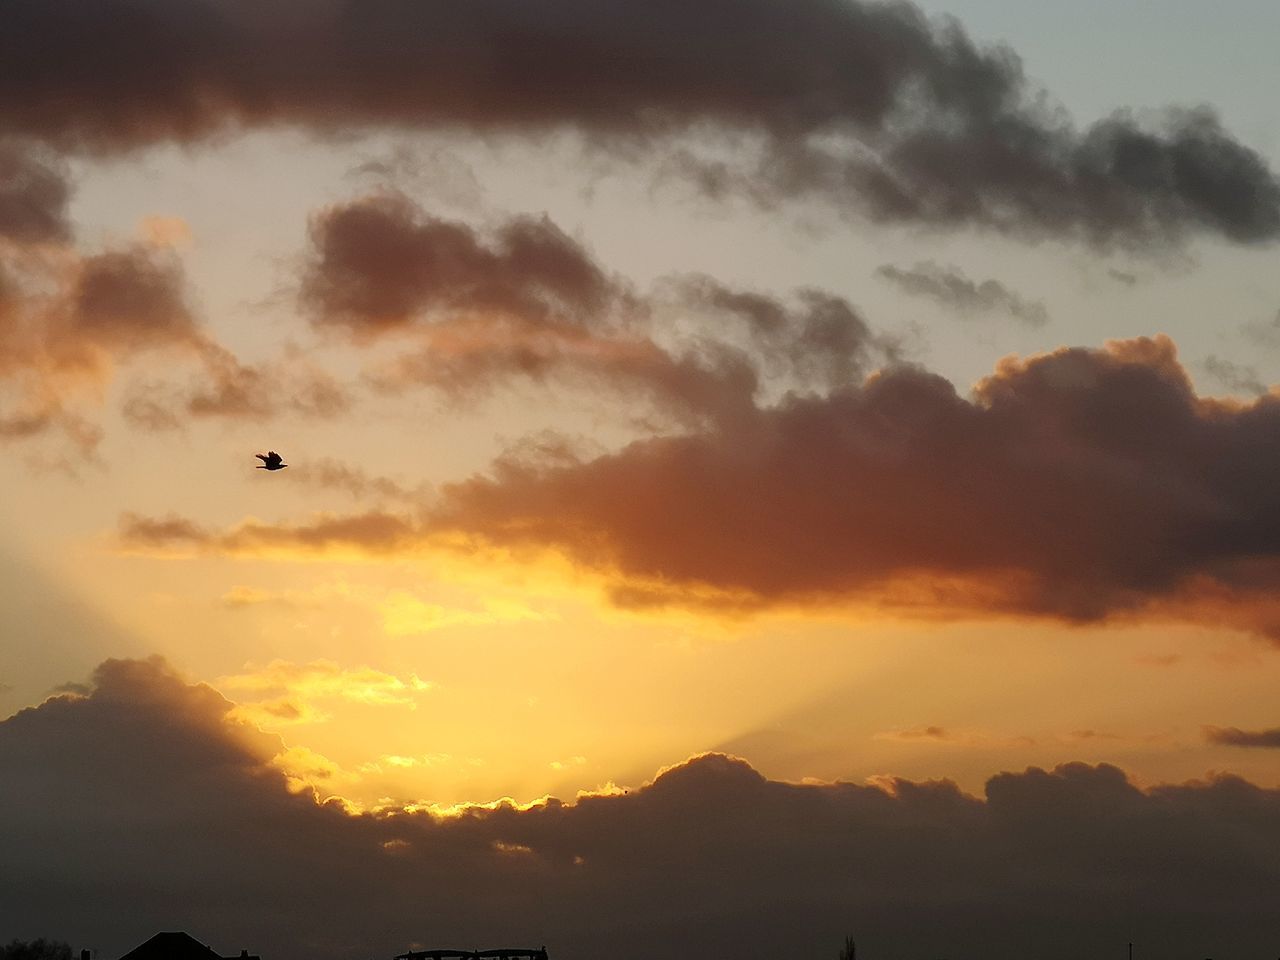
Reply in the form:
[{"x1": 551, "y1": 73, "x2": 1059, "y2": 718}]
[{"x1": 3, "y1": 2, "x2": 1280, "y2": 958}]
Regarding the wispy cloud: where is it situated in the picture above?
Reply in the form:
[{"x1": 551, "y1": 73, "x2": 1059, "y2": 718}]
[
  {"x1": 877, "y1": 261, "x2": 1049, "y2": 326},
  {"x1": 1204, "y1": 725, "x2": 1280, "y2": 748},
  {"x1": 218, "y1": 659, "x2": 434, "y2": 729}
]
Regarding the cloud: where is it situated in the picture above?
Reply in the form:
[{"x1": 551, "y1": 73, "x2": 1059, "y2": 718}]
[
  {"x1": 0, "y1": 153, "x2": 349, "y2": 452},
  {"x1": 392, "y1": 335, "x2": 1280, "y2": 635},
  {"x1": 117, "y1": 510, "x2": 420, "y2": 559},
  {"x1": 302, "y1": 193, "x2": 619, "y2": 336},
  {"x1": 215, "y1": 659, "x2": 432, "y2": 732},
  {"x1": 1242, "y1": 310, "x2": 1280, "y2": 349},
  {"x1": 0, "y1": 241, "x2": 207, "y2": 454},
  {"x1": 0, "y1": 141, "x2": 71, "y2": 243},
  {"x1": 877, "y1": 261, "x2": 1049, "y2": 326},
  {"x1": 217, "y1": 659, "x2": 433, "y2": 708},
  {"x1": 5, "y1": 656, "x2": 1280, "y2": 960},
  {"x1": 347, "y1": 144, "x2": 486, "y2": 212},
  {"x1": 290, "y1": 458, "x2": 428, "y2": 505},
  {"x1": 1201, "y1": 355, "x2": 1268, "y2": 396},
  {"x1": 3, "y1": 2, "x2": 1277, "y2": 246},
  {"x1": 60, "y1": 246, "x2": 202, "y2": 353},
  {"x1": 671, "y1": 274, "x2": 894, "y2": 390},
  {"x1": 877, "y1": 726, "x2": 951, "y2": 741},
  {"x1": 875, "y1": 726, "x2": 1037, "y2": 748},
  {"x1": 1204, "y1": 725, "x2": 1280, "y2": 748},
  {"x1": 122, "y1": 352, "x2": 351, "y2": 431},
  {"x1": 115, "y1": 334, "x2": 1280, "y2": 636},
  {"x1": 301, "y1": 194, "x2": 891, "y2": 428},
  {"x1": 1, "y1": 212, "x2": 342, "y2": 453},
  {"x1": 300, "y1": 194, "x2": 752, "y2": 423}
]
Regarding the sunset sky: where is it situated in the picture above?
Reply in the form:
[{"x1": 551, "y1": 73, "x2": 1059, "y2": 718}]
[{"x1": 4, "y1": 2, "x2": 1280, "y2": 958}]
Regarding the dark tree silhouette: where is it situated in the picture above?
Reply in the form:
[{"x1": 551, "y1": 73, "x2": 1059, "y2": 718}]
[
  {"x1": 0, "y1": 941, "x2": 73, "y2": 960},
  {"x1": 839, "y1": 937, "x2": 856, "y2": 960}
]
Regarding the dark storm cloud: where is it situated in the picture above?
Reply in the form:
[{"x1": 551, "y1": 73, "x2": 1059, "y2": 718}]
[
  {"x1": 0, "y1": 142, "x2": 71, "y2": 243},
  {"x1": 2, "y1": 0, "x2": 1278, "y2": 245},
  {"x1": 116, "y1": 334, "x2": 1280, "y2": 637},
  {"x1": 1204, "y1": 725, "x2": 1280, "y2": 748},
  {"x1": 4, "y1": 656, "x2": 1280, "y2": 960},
  {"x1": 877, "y1": 261, "x2": 1049, "y2": 326}
]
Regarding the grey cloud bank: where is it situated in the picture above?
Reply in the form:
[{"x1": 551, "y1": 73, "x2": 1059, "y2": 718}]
[
  {"x1": 4, "y1": 657, "x2": 1280, "y2": 960},
  {"x1": 2, "y1": 0, "x2": 1278, "y2": 246}
]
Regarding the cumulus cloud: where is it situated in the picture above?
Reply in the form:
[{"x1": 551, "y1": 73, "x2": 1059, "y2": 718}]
[
  {"x1": 4, "y1": 656, "x2": 1280, "y2": 960},
  {"x1": 2, "y1": 1, "x2": 1277, "y2": 246},
  {"x1": 877, "y1": 261, "x2": 1049, "y2": 326},
  {"x1": 1204, "y1": 725, "x2": 1280, "y2": 748},
  {"x1": 119, "y1": 334, "x2": 1280, "y2": 637},
  {"x1": 417, "y1": 334, "x2": 1280, "y2": 635}
]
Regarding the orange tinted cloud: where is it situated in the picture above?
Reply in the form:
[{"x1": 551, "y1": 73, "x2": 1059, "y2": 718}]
[
  {"x1": 219, "y1": 659, "x2": 433, "y2": 731},
  {"x1": 1, "y1": 146, "x2": 348, "y2": 451},
  {"x1": 413, "y1": 335, "x2": 1280, "y2": 636},
  {"x1": 6, "y1": 656, "x2": 1280, "y2": 960},
  {"x1": 117, "y1": 510, "x2": 419, "y2": 559},
  {"x1": 0, "y1": 238, "x2": 204, "y2": 453},
  {"x1": 121, "y1": 334, "x2": 1280, "y2": 636}
]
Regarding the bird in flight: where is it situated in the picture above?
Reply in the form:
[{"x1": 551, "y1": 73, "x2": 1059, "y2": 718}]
[{"x1": 255, "y1": 451, "x2": 287, "y2": 471}]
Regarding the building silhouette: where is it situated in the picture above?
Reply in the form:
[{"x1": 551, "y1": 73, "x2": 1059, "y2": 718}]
[{"x1": 116, "y1": 933, "x2": 259, "y2": 960}]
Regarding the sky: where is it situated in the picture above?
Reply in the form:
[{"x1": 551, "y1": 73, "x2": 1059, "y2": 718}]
[{"x1": 3, "y1": 1, "x2": 1280, "y2": 958}]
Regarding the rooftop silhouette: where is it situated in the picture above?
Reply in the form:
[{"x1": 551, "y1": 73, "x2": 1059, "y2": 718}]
[{"x1": 117, "y1": 933, "x2": 259, "y2": 960}]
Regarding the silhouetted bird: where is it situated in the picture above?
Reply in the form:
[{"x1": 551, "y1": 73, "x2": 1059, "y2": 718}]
[{"x1": 255, "y1": 451, "x2": 287, "y2": 471}]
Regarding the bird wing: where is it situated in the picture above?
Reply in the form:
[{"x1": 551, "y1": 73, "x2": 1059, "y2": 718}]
[
  {"x1": 267, "y1": 451, "x2": 282, "y2": 466},
  {"x1": 255, "y1": 453, "x2": 269, "y2": 464}
]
